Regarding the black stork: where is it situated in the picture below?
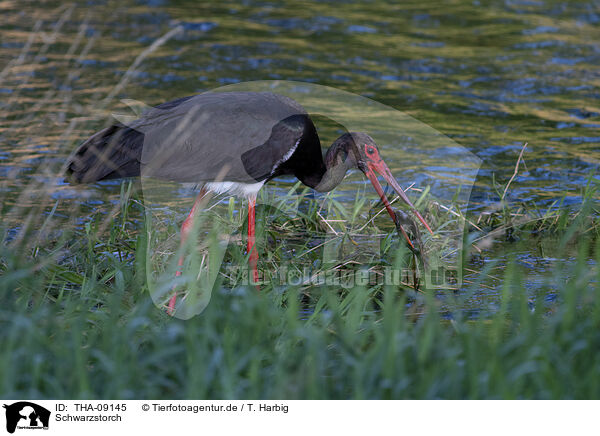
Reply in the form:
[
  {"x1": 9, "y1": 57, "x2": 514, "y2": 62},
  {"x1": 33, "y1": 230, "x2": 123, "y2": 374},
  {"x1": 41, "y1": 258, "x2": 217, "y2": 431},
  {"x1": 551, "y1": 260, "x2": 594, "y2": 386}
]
[{"x1": 67, "y1": 91, "x2": 433, "y2": 314}]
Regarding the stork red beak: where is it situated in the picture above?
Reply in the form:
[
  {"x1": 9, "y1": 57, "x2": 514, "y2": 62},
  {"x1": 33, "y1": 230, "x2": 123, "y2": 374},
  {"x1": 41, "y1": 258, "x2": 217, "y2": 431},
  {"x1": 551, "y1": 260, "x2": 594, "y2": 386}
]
[{"x1": 364, "y1": 157, "x2": 433, "y2": 243}]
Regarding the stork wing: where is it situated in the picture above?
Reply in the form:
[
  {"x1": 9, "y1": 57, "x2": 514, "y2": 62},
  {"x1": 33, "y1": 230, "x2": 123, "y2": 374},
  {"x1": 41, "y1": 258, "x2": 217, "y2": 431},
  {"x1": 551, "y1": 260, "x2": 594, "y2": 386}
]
[{"x1": 137, "y1": 92, "x2": 310, "y2": 184}]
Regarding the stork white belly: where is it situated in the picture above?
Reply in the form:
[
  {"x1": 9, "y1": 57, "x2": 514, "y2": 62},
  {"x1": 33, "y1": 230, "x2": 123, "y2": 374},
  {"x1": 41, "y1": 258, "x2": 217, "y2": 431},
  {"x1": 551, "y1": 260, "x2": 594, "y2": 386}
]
[{"x1": 203, "y1": 180, "x2": 266, "y2": 198}]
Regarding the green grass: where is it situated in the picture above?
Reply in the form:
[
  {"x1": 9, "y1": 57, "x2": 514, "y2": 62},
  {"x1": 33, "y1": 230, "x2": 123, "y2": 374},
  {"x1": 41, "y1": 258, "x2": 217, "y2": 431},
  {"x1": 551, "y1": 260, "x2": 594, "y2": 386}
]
[{"x1": 1, "y1": 177, "x2": 600, "y2": 399}]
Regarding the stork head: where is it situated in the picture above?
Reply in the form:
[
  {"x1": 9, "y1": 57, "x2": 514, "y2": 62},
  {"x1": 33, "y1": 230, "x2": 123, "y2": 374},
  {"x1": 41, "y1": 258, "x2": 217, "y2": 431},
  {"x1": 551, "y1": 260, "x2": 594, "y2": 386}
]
[{"x1": 330, "y1": 132, "x2": 433, "y2": 236}]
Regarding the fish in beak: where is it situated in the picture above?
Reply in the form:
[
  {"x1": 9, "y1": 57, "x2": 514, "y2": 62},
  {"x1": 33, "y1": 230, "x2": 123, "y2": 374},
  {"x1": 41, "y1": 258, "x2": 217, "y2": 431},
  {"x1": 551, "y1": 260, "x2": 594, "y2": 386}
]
[{"x1": 361, "y1": 143, "x2": 433, "y2": 249}]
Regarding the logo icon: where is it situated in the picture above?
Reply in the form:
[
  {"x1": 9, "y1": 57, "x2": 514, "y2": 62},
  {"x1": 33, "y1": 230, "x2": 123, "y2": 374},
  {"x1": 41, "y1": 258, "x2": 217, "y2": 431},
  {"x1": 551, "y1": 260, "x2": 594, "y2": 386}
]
[{"x1": 3, "y1": 402, "x2": 50, "y2": 434}]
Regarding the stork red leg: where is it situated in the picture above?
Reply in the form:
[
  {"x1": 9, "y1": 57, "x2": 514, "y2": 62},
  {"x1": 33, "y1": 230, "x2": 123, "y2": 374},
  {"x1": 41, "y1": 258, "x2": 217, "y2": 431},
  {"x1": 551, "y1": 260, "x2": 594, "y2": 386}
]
[
  {"x1": 247, "y1": 196, "x2": 259, "y2": 285},
  {"x1": 167, "y1": 188, "x2": 208, "y2": 315}
]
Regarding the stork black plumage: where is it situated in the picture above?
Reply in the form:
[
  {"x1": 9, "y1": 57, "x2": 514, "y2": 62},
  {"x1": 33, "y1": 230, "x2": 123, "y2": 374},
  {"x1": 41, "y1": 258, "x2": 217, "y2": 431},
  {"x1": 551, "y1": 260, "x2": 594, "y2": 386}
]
[{"x1": 67, "y1": 91, "x2": 432, "y2": 314}]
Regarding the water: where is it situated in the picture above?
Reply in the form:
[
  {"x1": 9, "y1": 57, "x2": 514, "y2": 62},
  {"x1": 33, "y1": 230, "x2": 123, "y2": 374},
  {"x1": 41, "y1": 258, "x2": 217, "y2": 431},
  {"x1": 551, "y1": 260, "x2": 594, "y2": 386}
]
[{"x1": 1, "y1": 0, "x2": 599, "y2": 300}]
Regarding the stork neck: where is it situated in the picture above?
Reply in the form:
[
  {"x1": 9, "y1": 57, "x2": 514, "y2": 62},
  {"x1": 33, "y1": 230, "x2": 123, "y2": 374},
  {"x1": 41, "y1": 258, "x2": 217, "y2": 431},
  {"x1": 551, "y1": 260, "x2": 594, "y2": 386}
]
[{"x1": 313, "y1": 148, "x2": 353, "y2": 193}]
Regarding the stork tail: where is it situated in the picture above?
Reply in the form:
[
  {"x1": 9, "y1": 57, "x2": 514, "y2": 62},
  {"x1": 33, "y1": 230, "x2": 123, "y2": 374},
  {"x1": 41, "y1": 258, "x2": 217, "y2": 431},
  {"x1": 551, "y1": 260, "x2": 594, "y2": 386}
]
[{"x1": 66, "y1": 123, "x2": 143, "y2": 183}]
